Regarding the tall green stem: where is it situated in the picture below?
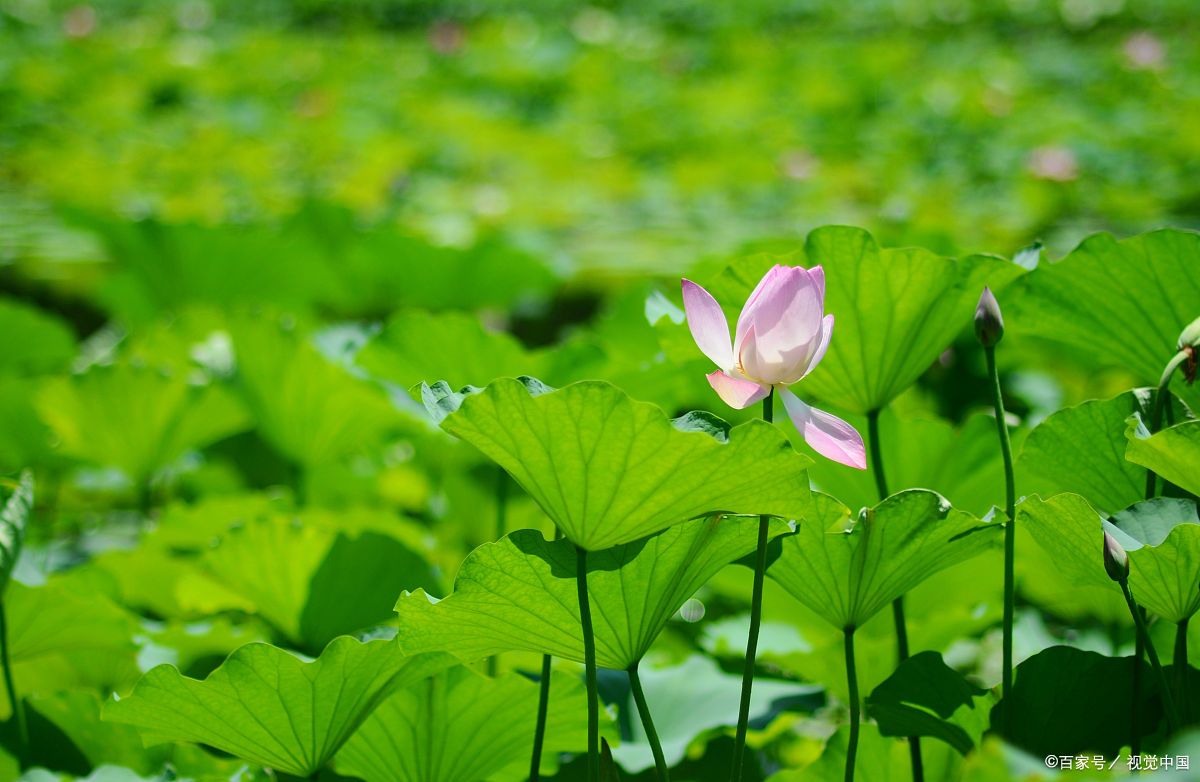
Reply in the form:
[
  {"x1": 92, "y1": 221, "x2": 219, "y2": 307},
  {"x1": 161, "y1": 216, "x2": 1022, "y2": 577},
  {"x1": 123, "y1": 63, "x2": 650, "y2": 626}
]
[
  {"x1": 1121, "y1": 582, "x2": 1179, "y2": 732},
  {"x1": 1133, "y1": 617, "x2": 1144, "y2": 755},
  {"x1": 531, "y1": 526, "x2": 562, "y2": 781},
  {"x1": 0, "y1": 602, "x2": 27, "y2": 767},
  {"x1": 529, "y1": 653, "x2": 553, "y2": 782},
  {"x1": 866, "y1": 409, "x2": 889, "y2": 502},
  {"x1": 890, "y1": 600, "x2": 910, "y2": 661},
  {"x1": 1145, "y1": 352, "x2": 1185, "y2": 496},
  {"x1": 866, "y1": 409, "x2": 922, "y2": 782},
  {"x1": 844, "y1": 627, "x2": 859, "y2": 782},
  {"x1": 629, "y1": 662, "x2": 670, "y2": 782},
  {"x1": 1131, "y1": 351, "x2": 1186, "y2": 747},
  {"x1": 731, "y1": 390, "x2": 773, "y2": 782},
  {"x1": 984, "y1": 347, "x2": 1017, "y2": 734},
  {"x1": 487, "y1": 468, "x2": 510, "y2": 678},
  {"x1": 1176, "y1": 619, "x2": 1190, "y2": 725},
  {"x1": 866, "y1": 410, "x2": 910, "y2": 663},
  {"x1": 577, "y1": 545, "x2": 600, "y2": 782}
]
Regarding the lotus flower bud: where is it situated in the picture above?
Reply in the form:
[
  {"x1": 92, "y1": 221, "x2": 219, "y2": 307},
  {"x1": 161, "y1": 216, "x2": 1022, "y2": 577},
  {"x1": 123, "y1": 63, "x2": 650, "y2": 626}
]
[
  {"x1": 1179, "y1": 316, "x2": 1200, "y2": 351},
  {"x1": 1177, "y1": 316, "x2": 1200, "y2": 385},
  {"x1": 1103, "y1": 531, "x2": 1129, "y2": 583},
  {"x1": 974, "y1": 288, "x2": 1004, "y2": 348}
]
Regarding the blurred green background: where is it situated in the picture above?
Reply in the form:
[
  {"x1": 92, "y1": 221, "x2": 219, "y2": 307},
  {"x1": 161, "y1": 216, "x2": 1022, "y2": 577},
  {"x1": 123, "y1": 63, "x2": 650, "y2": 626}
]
[
  {"x1": 3, "y1": 0, "x2": 1199, "y2": 288},
  {"x1": 1, "y1": 4, "x2": 1199, "y2": 779}
]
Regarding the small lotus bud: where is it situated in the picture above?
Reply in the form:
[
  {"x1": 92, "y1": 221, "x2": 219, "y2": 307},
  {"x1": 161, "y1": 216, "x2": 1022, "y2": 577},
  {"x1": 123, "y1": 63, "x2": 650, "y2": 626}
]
[
  {"x1": 1177, "y1": 316, "x2": 1200, "y2": 385},
  {"x1": 974, "y1": 288, "x2": 1005, "y2": 348},
  {"x1": 1103, "y1": 531, "x2": 1129, "y2": 583},
  {"x1": 1179, "y1": 316, "x2": 1200, "y2": 351}
]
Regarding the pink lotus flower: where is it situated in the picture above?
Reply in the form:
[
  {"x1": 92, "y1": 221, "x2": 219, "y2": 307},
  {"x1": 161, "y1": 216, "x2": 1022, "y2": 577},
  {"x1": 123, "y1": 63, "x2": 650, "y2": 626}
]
[{"x1": 682, "y1": 265, "x2": 867, "y2": 469}]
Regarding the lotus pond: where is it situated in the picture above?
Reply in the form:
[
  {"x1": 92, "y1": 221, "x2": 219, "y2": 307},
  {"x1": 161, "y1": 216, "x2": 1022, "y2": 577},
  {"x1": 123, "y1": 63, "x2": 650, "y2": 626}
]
[{"x1": 2, "y1": 2, "x2": 1200, "y2": 781}]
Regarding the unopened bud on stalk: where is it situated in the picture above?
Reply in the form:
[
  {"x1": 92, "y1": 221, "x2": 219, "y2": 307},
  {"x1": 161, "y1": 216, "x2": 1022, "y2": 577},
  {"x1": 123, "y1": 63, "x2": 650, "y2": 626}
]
[
  {"x1": 1179, "y1": 316, "x2": 1200, "y2": 351},
  {"x1": 1175, "y1": 315, "x2": 1200, "y2": 385},
  {"x1": 974, "y1": 288, "x2": 1005, "y2": 348},
  {"x1": 1103, "y1": 531, "x2": 1129, "y2": 583}
]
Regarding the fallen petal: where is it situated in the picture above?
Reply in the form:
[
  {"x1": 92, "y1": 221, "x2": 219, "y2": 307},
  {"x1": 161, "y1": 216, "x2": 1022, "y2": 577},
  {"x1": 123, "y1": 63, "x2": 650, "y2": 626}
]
[{"x1": 779, "y1": 388, "x2": 866, "y2": 469}]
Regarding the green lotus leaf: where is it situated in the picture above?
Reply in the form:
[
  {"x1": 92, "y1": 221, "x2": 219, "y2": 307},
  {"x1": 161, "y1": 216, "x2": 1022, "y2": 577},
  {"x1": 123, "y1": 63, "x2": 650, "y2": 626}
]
[
  {"x1": 334, "y1": 227, "x2": 557, "y2": 313},
  {"x1": 336, "y1": 665, "x2": 591, "y2": 782},
  {"x1": 703, "y1": 226, "x2": 1021, "y2": 413},
  {"x1": 30, "y1": 690, "x2": 170, "y2": 774},
  {"x1": 775, "y1": 722, "x2": 907, "y2": 782},
  {"x1": 36, "y1": 365, "x2": 249, "y2": 486},
  {"x1": 358, "y1": 309, "x2": 545, "y2": 391},
  {"x1": 1106, "y1": 497, "x2": 1199, "y2": 547},
  {"x1": 1105, "y1": 498, "x2": 1200, "y2": 624},
  {"x1": 83, "y1": 206, "x2": 557, "y2": 320},
  {"x1": 806, "y1": 409, "x2": 1008, "y2": 516},
  {"x1": 1009, "y1": 230, "x2": 1200, "y2": 406},
  {"x1": 866, "y1": 651, "x2": 994, "y2": 755},
  {"x1": 93, "y1": 497, "x2": 438, "y2": 637},
  {"x1": 0, "y1": 379, "x2": 56, "y2": 473},
  {"x1": 144, "y1": 616, "x2": 268, "y2": 678},
  {"x1": 395, "y1": 516, "x2": 792, "y2": 669},
  {"x1": 194, "y1": 513, "x2": 439, "y2": 653},
  {"x1": 104, "y1": 637, "x2": 453, "y2": 777},
  {"x1": 1020, "y1": 493, "x2": 1200, "y2": 624},
  {"x1": 1126, "y1": 418, "x2": 1200, "y2": 497},
  {"x1": 611, "y1": 654, "x2": 820, "y2": 774},
  {"x1": 997, "y1": 646, "x2": 1156, "y2": 758},
  {"x1": 16, "y1": 766, "x2": 154, "y2": 782},
  {"x1": 742, "y1": 554, "x2": 1003, "y2": 706},
  {"x1": 1, "y1": 578, "x2": 141, "y2": 719},
  {"x1": 148, "y1": 492, "x2": 288, "y2": 550},
  {"x1": 115, "y1": 307, "x2": 237, "y2": 377},
  {"x1": 430, "y1": 377, "x2": 811, "y2": 550},
  {"x1": 5, "y1": 580, "x2": 139, "y2": 664},
  {"x1": 559, "y1": 285, "x2": 714, "y2": 416},
  {"x1": 90, "y1": 544, "x2": 249, "y2": 622},
  {"x1": 1017, "y1": 390, "x2": 1150, "y2": 515},
  {"x1": 1015, "y1": 496, "x2": 1127, "y2": 624},
  {"x1": 0, "y1": 297, "x2": 76, "y2": 376},
  {"x1": 31, "y1": 688, "x2": 258, "y2": 780},
  {"x1": 1128, "y1": 547, "x2": 1200, "y2": 624},
  {"x1": 0, "y1": 471, "x2": 32, "y2": 595},
  {"x1": 83, "y1": 494, "x2": 286, "y2": 620},
  {"x1": 230, "y1": 317, "x2": 412, "y2": 467},
  {"x1": 1017, "y1": 493, "x2": 1121, "y2": 598},
  {"x1": 80, "y1": 216, "x2": 342, "y2": 323},
  {"x1": 767, "y1": 490, "x2": 1000, "y2": 629}
]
